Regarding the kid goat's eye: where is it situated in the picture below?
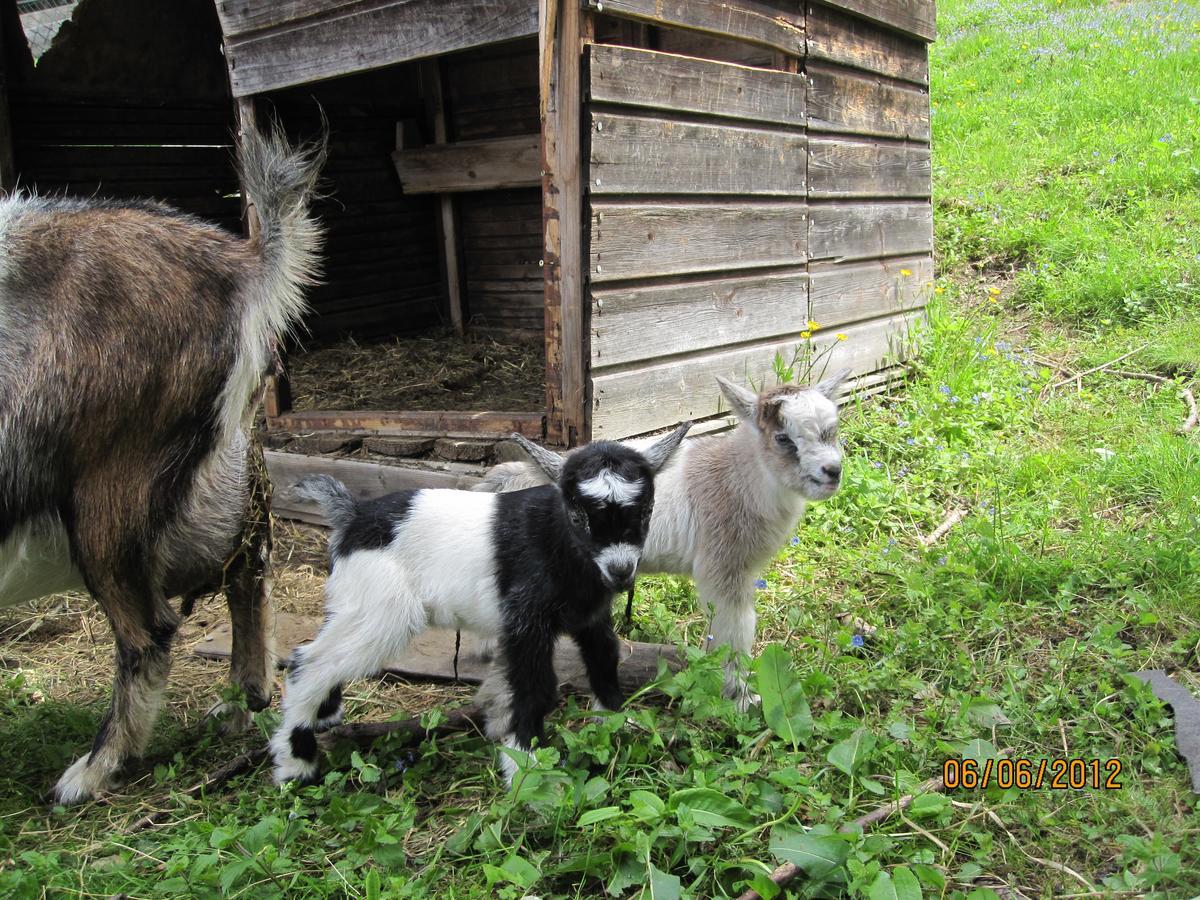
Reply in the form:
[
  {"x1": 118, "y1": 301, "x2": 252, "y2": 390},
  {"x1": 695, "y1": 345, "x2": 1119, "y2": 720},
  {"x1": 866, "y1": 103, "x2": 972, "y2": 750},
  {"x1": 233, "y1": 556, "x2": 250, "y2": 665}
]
[{"x1": 774, "y1": 432, "x2": 792, "y2": 447}]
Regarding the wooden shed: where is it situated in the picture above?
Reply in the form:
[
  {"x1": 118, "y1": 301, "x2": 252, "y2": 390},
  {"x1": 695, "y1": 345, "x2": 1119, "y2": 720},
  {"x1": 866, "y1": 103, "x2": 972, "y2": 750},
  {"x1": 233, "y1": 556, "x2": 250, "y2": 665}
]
[{"x1": 0, "y1": 0, "x2": 935, "y2": 504}]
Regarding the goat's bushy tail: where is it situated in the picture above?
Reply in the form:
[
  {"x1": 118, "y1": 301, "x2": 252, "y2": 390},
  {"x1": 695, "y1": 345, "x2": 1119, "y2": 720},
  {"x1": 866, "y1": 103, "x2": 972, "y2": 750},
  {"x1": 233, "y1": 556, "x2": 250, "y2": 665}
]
[
  {"x1": 293, "y1": 475, "x2": 357, "y2": 534},
  {"x1": 470, "y1": 461, "x2": 554, "y2": 493}
]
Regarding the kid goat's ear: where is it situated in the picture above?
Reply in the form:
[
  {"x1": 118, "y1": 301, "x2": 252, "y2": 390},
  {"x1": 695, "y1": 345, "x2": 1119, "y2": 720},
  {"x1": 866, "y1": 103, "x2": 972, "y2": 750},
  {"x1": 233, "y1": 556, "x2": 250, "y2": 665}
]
[
  {"x1": 716, "y1": 376, "x2": 759, "y2": 425},
  {"x1": 510, "y1": 432, "x2": 565, "y2": 481},
  {"x1": 641, "y1": 421, "x2": 692, "y2": 473},
  {"x1": 814, "y1": 367, "x2": 852, "y2": 401}
]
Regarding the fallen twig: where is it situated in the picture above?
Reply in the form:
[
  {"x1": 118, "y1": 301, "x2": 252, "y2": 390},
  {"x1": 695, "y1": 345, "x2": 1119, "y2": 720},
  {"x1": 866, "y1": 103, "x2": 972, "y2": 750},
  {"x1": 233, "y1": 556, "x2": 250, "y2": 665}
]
[
  {"x1": 920, "y1": 508, "x2": 967, "y2": 547},
  {"x1": 736, "y1": 774, "x2": 947, "y2": 900},
  {"x1": 1107, "y1": 369, "x2": 1198, "y2": 434},
  {"x1": 1047, "y1": 345, "x2": 1147, "y2": 391},
  {"x1": 128, "y1": 706, "x2": 485, "y2": 833}
]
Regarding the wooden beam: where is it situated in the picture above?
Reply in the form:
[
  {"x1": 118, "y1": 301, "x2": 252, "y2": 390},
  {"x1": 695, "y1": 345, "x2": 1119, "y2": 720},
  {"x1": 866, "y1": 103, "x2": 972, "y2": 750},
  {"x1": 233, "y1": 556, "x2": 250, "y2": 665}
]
[
  {"x1": 807, "y1": 137, "x2": 931, "y2": 199},
  {"x1": 806, "y1": 3, "x2": 929, "y2": 85},
  {"x1": 0, "y1": 0, "x2": 18, "y2": 193},
  {"x1": 808, "y1": 201, "x2": 933, "y2": 262},
  {"x1": 589, "y1": 112, "x2": 807, "y2": 196},
  {"x1": 812, "y1": 0, "x2": 936, "y2": 42},
  {"x1": 264, "y1": 453, "x2": 477, "y2": 524},
  {"x1": 392, "y1": 134, "x2": 541, "y2": 194},
  {"x1": 540, "y1": 0, "x2": 590, "y2": 446},
  {"x1": 268, "y1": 409, "x2": 545, "y2": 439},
  {"x1": 587, "y1": 44, "x2": 806, "y2": 128},
  {"x1": 589, "y1": 202, "x2": 807, "y2": 282},
  {"x1": 419, "y1": 59, "x2": 465, "y2": 335},
  {"x1": 806, "y1": 63, "x2": 930, "y2": 141},
  {"x1": 808, "y1": 255, "x2": 932, "y2": 329},
  {"x1": 584, "y1": 0, "x2": 804, "y2": 56},
  {"x1": 218, "y1": 0, "x2": 539, "y2": 97}
]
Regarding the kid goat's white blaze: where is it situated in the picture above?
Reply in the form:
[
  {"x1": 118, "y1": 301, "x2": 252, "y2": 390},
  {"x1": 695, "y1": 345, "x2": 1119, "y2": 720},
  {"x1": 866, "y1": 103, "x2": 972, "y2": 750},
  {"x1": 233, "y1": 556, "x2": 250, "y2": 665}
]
[{"x1": 577, "y1": 470, "x2": 643, "y2": 506}]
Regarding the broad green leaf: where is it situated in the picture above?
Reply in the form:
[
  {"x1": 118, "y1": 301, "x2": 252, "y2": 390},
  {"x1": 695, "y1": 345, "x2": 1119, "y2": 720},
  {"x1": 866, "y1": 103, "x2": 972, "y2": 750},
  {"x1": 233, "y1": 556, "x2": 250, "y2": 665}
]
[
  {"x1": 892, "y1": 866, "x2": 923, "y2": 900},
  {"x1": 500, "y1": 854, "x2": 541, "y2": 889},
  {"x1": 754, "y1": 644, "x2": 813, "y2": 749},
  {"x1": 908, "y1": 792, "x2": 949, "y2": 818},
  {"x1": 647, "y1": 862, "x2": 681, "y2": 900},
  {"x1": 963, "y1": 698, "x2": 1012, "y2": 728},
  {"x1": 960, "y1": 738, "x2": 999, "y2": 764},
  {"x1": 364, "y1": 869, "x2": 381, "y2": 900},
  {"x1": 578, "y1": 806, "x2": 623, "y2": 827},
  {"x1": 670, "y1": 787, "x2": 753, "y2": 829},
  {"x1": 768, "y1": 827, "x2": 849, "y2": 881},
  {"x1": 827, "y1": 727, "x2": 877, "y2": 777}
]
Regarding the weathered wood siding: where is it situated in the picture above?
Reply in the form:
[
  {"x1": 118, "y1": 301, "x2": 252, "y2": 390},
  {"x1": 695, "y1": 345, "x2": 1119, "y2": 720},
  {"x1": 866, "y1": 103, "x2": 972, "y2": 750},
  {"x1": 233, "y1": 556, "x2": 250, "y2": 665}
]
[
  {"x1": 215, "y1": 0, "x2": 539, "y2": 97},
  {"x1": 586, "y1": 0, "x2": 934, "y2": 439}
]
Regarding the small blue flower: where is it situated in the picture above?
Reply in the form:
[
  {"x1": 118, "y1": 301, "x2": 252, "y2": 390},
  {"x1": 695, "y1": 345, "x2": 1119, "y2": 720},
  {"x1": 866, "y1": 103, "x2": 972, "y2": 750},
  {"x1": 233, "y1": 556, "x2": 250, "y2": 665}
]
[
  {"x1": 1159, "y1": 133, "x2": 1173, "y2": 143},
  {"x1": 937, "y1": 555, "x2": 948, "y2": 566},
  {"x1": 755, "y1": 579, "x2": 768, "y2": 590},
  {"x1": 790, "y1": 536, "x2": 800, "y2": 546},
  {"x1": 851, "y1": 634, "x2": 865, "y2": 648},
  {"x1": 906, "y1": 437, "x2": 916, "y2": 445},
  {"x1": 939, "y1": 385, "x2": 952, "y2": 395},
  {"x1": 872, "y1": 461, "x2": 884, "y2": 469}
]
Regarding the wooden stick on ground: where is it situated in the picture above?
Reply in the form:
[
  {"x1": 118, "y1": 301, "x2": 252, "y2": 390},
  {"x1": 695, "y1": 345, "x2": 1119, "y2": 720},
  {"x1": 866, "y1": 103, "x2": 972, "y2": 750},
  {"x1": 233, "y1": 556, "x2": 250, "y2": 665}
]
[
  {"x1": 920, "y1": 508, "x2": 967, "y2": 547},
  {"x1": 128, "y1": 707, "x2": 485, "y2": 833},
  {"x1": 1047, "y1": 345, "x2": 1147, "y2": 391},
  {"x1": 1108, "y1": 369, "x2": 1198, "y2": 434},
  {"x1": 736, "y1": 775, "x2": 947, "y2": 900}
]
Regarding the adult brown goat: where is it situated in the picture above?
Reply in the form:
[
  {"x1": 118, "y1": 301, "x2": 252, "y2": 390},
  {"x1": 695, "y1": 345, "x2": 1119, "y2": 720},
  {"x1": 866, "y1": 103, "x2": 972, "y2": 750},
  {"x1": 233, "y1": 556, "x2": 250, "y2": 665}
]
[{"x1": 0, "y1": 124, "x2": 324, "y2": 802}]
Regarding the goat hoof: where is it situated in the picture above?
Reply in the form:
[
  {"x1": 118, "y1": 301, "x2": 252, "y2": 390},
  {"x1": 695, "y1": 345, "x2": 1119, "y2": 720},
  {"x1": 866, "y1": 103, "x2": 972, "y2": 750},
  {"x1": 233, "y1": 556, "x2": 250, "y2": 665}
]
[
  {"x1": 52, "y1": 755, "x2": 113, "y2": 805},
  {"x1": 206, "y1": 700, "x2": 254, "y2": 735}
]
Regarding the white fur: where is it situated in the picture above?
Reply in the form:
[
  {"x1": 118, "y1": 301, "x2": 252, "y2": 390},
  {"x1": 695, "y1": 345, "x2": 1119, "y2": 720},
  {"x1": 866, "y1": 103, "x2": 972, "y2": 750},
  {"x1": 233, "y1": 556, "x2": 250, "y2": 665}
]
[
  {"x1": 0, "y1": 517, "x2": 85, "y2": 607},
  {"x1": 594, "y1": 542, "x2": 640, "y2": 589},
  {"x1": 577, "y1": 471, "x2": 643, "y2": 506}
]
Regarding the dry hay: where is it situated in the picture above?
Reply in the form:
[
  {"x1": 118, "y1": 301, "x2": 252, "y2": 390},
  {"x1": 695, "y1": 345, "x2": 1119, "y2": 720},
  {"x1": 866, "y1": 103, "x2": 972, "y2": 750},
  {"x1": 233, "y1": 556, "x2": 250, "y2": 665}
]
[{"x1": 288, "y1": 328, "x2": 544, "y2": 412}]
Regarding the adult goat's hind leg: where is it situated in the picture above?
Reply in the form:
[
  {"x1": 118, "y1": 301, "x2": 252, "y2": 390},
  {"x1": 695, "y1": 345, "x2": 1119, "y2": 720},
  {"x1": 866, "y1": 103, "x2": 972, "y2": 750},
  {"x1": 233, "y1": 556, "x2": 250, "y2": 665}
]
[
  {"x1": 214, "y1": 463, "x2": 276, "y2": 732},
  {"x1": 54, "y1": 556, "x2": 180, "y2": 804}
]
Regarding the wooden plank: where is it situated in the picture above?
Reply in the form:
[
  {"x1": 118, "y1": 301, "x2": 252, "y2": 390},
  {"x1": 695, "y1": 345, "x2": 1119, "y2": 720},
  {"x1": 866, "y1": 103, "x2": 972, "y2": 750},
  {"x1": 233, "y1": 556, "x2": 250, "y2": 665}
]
[
  {"x1": 806, "y1": 3, "x2": 929, "y2": 85},
  {"x1": 813, "y1": 0, "x2": 936, "y2": 42},
  {"x1": 590, "y1": 202, "x2": 806, "y2": 282},
  {"x1": 654, "y1": 27, "x2": 775, "y2": 68},
  {"x1": 221, "y1": 0, "x2": 539, "y2": 97},
  {"x1": 808, "y1": 138, "x2": 931, "y2": 199},
  {"x1": 541, "y1": 0, "x2": 589, "y2": 446},
  {"x1": 583, "y1": 0, "x2": 804, "y2": 56},
  {"x1": 587, "y1": 44, "x2": 805, "y2": 127},
  {"x1": 590, "y1": 112, "x2": 806, "y2": 196},
  {"x1": 807, "y1": 63, "x2": 930, "y2": 140},
  {"x1": 591, "y1": 271, "x2": 809, "y2": 369},
  {"x1": 809, "y1": 255, "x2": 933, "y2": 329},
  {"x1": 195, "y1": 613, "x2": 678, "y2": 695},
  {"x1": 420, "y1": 59, "x2": 465, "y2": 335},
  {"x1": 808, "y1": 201, "x2": 932, "y2": 262},
  {"x1": 392, "y1": 135, "x2": 541, "y2": 193},
  {"x1": 590, "y1": 313, "x2": 919, "y2": 438},
  {"x1": 269, "y1": 410, "x2": 544, "y2": 439},
  {"x1": 264, "y1": 452, "x2": 475, "y2": 525}
]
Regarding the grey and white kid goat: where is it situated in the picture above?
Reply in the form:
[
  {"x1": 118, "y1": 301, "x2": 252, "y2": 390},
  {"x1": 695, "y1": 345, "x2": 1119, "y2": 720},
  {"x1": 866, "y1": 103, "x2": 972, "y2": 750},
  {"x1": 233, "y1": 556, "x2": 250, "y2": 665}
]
[
  {"x1": 475, "y1": 372, "x2": 849, "y2": 707},
  {"x1": 0, "y1": 125, "x2": 323, "y2": 802},
  {"x1": 270, "y1": 424, "x2": 689, "y2": 785}
]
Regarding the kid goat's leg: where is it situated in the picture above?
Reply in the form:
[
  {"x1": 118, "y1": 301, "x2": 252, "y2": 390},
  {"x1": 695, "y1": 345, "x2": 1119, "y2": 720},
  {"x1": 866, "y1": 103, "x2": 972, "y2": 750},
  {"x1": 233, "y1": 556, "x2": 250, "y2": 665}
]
[
  {"x1": 270, "y1": 554, "x2": 424, "y2": 784},
  {"x1": 571, "y1": 619, "x2": 624, "y2": 712},
  {"x1": 496, "y1": 628, "x2": 559, "y2": 784},
  {"x1": 697, "y1": 563, "x2": 758, "y2": 711}
]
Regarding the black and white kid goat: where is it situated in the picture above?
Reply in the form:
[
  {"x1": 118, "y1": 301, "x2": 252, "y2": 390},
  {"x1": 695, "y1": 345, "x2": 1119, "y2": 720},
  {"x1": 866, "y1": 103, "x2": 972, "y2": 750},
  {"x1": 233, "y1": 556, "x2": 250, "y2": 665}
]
[{"x1": 270, "y1": 424, "x2": 690, "y2": 785}]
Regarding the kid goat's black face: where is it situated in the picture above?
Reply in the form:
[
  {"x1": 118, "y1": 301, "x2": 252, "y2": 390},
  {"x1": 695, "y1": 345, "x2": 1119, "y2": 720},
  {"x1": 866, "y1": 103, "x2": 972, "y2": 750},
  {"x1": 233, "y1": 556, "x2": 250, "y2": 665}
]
[{"x1": 510, "y1": 423, "x2": 691, "y2": 592}]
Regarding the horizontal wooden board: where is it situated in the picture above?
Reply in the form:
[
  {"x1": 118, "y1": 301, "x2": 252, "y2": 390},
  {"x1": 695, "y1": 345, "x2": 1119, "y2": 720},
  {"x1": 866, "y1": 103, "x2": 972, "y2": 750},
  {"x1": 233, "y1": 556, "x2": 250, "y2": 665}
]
[
  {"x1": 806, "y1": 3, "x2": 929, "y2": 85},
  {"x1": 392, "y1": 135, "x2": 540, "y2": 193},
  {"x1": 269, "y1": 410, "x2": 544, "y2": 439},
  {"x1": 653, "y1": 26, "x2": 776, "y2": 68},
  {"x1": 590, "y1": 202, "x2": 806, "y2": 282},
  {"x1": 591, "y1": 271, "x2": 809, "y2": 369},
  {"x1": 809, "y1": 255, "x2": 933, "y2": 329},
  {"x1": 585, "y1": 0, "x2": 804, "y2": 55},
  {"x1": 587, "y1": 44, "x2": 805, "y2": 127},
  {"x1": 589, "y1": 112, "x2": 806, "y2": 196},
  {"x1": 814, "y1": 0, "x2": 936, "y2": 42},
  {"x1": 264, "y1": 453, "x2": 475, "y2": 524},
  {"x1": 807, "y1": 138, "x2": 931, "y2": 198},
  {"x1": 808, "y1": 201, "x2": 932, "y2": 262},
  {"x1": 807, "y1": 64, "x2": 930, "y2": 140},
  {"x1": 221, "y1": 0, "x2": 539, "y2": 96},
  {"x1": 590, "y1": 313, "x2": 919, "y2": 439}
]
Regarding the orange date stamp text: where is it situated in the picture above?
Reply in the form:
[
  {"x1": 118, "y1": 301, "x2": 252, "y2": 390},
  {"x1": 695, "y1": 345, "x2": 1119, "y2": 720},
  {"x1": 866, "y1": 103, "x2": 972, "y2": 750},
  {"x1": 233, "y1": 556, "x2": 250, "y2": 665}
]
[{"x1": 942, "y1": 757, "x2": 1123, "y2": 790}]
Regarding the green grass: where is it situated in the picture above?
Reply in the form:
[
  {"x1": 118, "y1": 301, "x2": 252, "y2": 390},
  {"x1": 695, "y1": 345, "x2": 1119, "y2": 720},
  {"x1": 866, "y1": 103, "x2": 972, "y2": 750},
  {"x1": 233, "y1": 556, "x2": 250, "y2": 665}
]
[{"x1": 3, "y1": 0, "x2": 1200, "y2": 896}]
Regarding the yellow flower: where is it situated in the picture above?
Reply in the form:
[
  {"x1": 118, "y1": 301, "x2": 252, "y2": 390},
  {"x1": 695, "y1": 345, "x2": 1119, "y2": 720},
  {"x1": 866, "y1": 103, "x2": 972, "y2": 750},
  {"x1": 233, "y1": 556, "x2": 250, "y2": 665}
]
[
  {"x1": 988, "y1": 286, "x2": 1002, "y2": 296},
  {"x1": 900, "y1": 268, "x2": 913, "y2": 277},
  {"x1": 935, "y1": 286, "x2": 946, "y2": 295},
  {"x1": 836, "y1": 333, "x2": 848, "y2": 341},
  {"x1": 807, "y1": 320, "x2": 821, "y2": 331},
  {"x1": 800, "y1": 331, "x2": 811, "y2": 339}
]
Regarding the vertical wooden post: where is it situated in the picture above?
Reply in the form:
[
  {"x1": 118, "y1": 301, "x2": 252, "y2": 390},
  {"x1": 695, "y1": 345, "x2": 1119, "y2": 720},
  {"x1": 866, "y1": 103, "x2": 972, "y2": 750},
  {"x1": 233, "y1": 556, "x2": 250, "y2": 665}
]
[
  {"x1": 237, "y1": 96, "x2": 292, "y2": 421},
  {"x1": 421, "y1": 59, "x2": 466, "y2": 335},
  {"x1": 0, "y1": 0, "x2": 17, "y2": 193},
  {"x1": 539, "y1": 0, "x2": 590, "y2": 446}
]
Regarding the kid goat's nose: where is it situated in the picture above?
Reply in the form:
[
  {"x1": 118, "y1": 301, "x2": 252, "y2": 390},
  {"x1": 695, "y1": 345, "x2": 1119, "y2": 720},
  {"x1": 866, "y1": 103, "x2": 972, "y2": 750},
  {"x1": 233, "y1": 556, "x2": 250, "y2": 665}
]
[{"x1": 822, "y1": 462, "x2": 842, "y2": 480}]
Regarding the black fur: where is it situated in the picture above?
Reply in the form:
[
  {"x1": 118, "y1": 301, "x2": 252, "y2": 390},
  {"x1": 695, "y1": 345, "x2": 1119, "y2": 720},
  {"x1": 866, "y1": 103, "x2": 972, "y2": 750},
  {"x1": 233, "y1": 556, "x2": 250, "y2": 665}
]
[
  {"x1": 290, "y1": 726, "x2": 318, "y2": 763},
  {"x1": 333, "y1": 491, "x2": 417, "y2": 558}
]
